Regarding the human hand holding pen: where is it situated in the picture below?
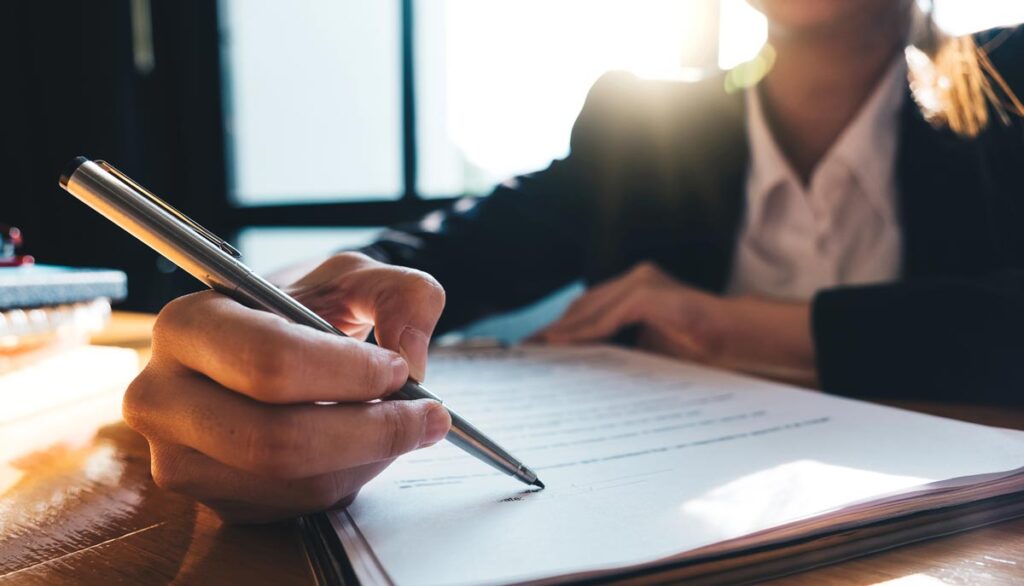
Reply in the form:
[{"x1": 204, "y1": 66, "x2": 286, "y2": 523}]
[{"x1": 124, "y1": 253, "x2": 451, "y2": 523}]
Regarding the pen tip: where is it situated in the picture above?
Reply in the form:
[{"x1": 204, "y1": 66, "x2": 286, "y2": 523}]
[{"x1": 531, "y1": 479, "x2": 546, "y2": 490}]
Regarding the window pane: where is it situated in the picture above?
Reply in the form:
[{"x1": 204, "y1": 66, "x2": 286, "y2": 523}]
[
  {"x1": 220, "y1": 0, "x2": 402, "y2": 204},
  {"x1": 236, "y1": 227, "x2": 383, "y2": 275},
  {"x1": 929, "y1": 0, "x2": 1024, "y2": 35},
  {"x1": 415, "y1": 0, "x2": 719, "y2": 197},
  {"x1": 718, "y1": 0, "x2": 767, "y2": 70}
]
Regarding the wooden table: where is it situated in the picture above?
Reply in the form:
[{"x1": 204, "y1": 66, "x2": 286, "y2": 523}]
[{"x1": 2, "y1": 312, "x2": 1022, "y2": 585}]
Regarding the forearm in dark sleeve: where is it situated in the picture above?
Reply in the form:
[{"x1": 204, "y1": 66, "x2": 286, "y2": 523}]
[
  {"x1": 361, "y1": 158, "x2": 592, "y2": 333},
  {"x1": 360, "y1": 72, "x2": 644, "y2": 333},
  {"x1": 812, "y1": 270, "x2": 1024, "y2": 404}
]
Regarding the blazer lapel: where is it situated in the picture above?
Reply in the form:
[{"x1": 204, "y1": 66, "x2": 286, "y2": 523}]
[
  {"x1": 667, "y1": 82, "x2": 748, "y2": 293},
  {"x1": 896, "y1": 90, "x2": 993, "y2": 279}
]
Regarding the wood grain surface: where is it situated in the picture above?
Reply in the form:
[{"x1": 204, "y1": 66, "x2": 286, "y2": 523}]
[{"x1": 1, "y1": 313, "x2": 1021, "y2": 585}]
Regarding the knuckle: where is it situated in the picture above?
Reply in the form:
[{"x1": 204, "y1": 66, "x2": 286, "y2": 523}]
[
  {"x1": 149, "y1": 461, "x2": 174, "y2": 491},
  {"x1": 384, "y1": 269, "x2": 446, "y2": 313},
  {"x1": 243, "y1": 410, "x2": 305, "y2": 478},
  {"x1": 375, "y1": 402, "x2": 417, "y2": 460},
  {"x1": 322, "y1": 252, "x2": 378, "y2": 280},
  {"x1": 330, "y1": 251, "x2": 374, "y2": 270},
  {"x1": 152, "y1": 295, "x2": 193, "y2": 350},
  {"x1": 240, "y1": 333, "x2": 296, "y2": 402},
  {"x1": 632, "y1": 261, "x2": 657, "y2": 279},
  {"x1": 412, "y1": 272, "x2": 446, "y2": 310},
  {"x1": 688, "y1": 313, "x2": 722, "y2": 361},
  {"x1": 157, "y1": 293, "x2": 193, "y2": 322},
  {"x1": 150, "y1": 450, "x2": 189, "y2": 493},
  {"x1": 122, "y1": 370, "x2": 157, "y2": 433},
  {"x1": 358, "y1": 349, "x2": 393, "y2": 395},
  {"x1": 625, "y1": 288, "x2": 646, "y2": 309}
]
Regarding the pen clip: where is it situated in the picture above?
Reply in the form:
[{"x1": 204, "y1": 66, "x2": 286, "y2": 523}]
[{"x1": 96, "y1": 160, "x2": 242, "y2": 258}]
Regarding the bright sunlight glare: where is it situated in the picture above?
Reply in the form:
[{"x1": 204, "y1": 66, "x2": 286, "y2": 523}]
[
  {"x1": 440, "y1": 0, "x2": 717, "y2": 184},
  {"x1": 422, "y1": 0, "x2": 1024, "y2": 196}
]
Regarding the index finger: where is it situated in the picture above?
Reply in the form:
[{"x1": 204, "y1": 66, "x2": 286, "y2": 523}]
[{"x1": 153, "y1": 291, "x2": 409, "y2": 404}]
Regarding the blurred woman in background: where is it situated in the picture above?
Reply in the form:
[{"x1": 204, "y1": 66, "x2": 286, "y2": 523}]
[
  {"x1": 522, "y1": 0, "x2": 1024, "y2": 389},
  {"x1": 127, "y1": 0, "x2": 1024, "y2": 521}
]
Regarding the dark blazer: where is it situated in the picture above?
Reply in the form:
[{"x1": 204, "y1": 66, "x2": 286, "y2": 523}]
[{"x1": 364, "y1": 26, "x2": 1024, "y2": 405}]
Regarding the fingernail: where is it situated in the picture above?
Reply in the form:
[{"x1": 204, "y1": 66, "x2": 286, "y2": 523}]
[
  {"x1": 420, "y1": 402, "x2": 451, "y2": 448},
  {"x1": 399, "y1": 326, "x2": 430, "y2": 382}
]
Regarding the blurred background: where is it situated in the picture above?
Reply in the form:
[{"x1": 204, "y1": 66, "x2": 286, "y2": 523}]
[{"x1": 4, "y1": 0, "x2": 1024, "y2": 313}]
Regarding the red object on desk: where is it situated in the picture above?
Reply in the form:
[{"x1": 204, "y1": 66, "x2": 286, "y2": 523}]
[
  {"x1": 0, "y1": 224, "x2": 36, "y2": 267},
  {"x1": 0, "y1": 256, "x2": 36, "y2": 267}
]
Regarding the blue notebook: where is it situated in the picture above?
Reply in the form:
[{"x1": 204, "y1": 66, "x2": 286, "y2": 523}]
[{"x1": 0, "y1": 265, "x2": 127, "y2": 309}]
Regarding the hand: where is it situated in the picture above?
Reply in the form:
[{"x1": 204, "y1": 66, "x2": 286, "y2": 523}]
[
  {"x1": 532, "y1": 262, "x2": 817, "y2": 385},
  {"x1": 123, "y1": 252, "x2": 452, "y2": 523}
]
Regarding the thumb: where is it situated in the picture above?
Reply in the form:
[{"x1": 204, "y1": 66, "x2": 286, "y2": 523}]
[
  {"x1": 357, "y1": 266, "x2": 446, "y2": 382},
  {"x1": 289, "y1": 253, "x2": 446, "y2": 382}
]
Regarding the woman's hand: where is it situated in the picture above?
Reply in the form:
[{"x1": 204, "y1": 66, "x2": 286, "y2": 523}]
[
  {"x1": 532, "y1": 262, "x2": 818, "y2": 386},
  {"x1": 123, "y1": 252, "x2": 452, "y2": 523}
]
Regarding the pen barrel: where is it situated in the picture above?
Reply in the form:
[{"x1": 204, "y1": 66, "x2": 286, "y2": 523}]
[
  {"x1": 392, "y1": 381, "x2": 536, "y2": 483},
  {"x1": 60, "y1": 156, "x2": 541, "y2": 488},
  {"x1": 446, "y1": 413, "x2": 535, "y2": 481},
  {"x1": 62, "y1": 158, "x2": 347, "y2": 337},
  {"x1": 60, "y1": 158, "x2": 251, "y2": 294},
  {"x1": 233, "y1": 272, "x2": 344, "y2": 334}
]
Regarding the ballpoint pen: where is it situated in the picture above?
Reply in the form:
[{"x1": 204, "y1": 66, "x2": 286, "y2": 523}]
[{"x1": 59, "y1": 156, "x2": 544, "y2": 489}]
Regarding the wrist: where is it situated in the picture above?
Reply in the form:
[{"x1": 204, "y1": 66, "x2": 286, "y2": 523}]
[{"x1": 719, "y1": 296, "x2": 817, "y2": 386}]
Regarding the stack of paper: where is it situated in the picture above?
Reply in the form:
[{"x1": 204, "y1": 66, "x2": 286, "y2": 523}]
[{"x1": 313, "y1": 346, "x2": 1024, "y2": 586}]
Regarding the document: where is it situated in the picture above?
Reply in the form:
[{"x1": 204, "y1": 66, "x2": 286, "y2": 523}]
[{"x1": 327, "y1": 346, "x2": 1024, "y2": 586}]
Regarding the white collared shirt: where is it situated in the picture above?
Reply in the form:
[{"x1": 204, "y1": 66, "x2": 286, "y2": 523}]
[{"x1": 727, "y1": 58, "x2": 907, "y2": 301}]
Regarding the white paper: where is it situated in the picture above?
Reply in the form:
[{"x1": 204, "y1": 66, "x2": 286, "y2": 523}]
[{"x1": 331, "y1": 346, "x2": 1024, "y2": 586}]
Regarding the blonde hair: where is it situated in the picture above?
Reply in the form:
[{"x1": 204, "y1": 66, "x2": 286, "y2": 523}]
[{"x1": 908, "y1": 3, "x2": 1024, "y2": 137}]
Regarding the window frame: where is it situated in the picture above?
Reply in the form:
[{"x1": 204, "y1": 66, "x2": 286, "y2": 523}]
[{"x1": 216, "y1": 0, "x2": 457, "y2": 232}]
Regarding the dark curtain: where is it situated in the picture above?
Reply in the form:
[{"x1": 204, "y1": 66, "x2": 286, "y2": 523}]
[{"x1": 1, "y1": 0, "x2": 227, "y2": 311}]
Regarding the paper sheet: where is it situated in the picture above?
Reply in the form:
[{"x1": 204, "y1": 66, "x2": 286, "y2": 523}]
[{"x1": 331, "y1": 346, "x2": 1024, "y2": 586}]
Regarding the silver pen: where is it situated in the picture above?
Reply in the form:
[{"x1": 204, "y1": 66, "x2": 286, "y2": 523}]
[{"x1": 59, "y1": 156, "x2": 544, "y2": 489}]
